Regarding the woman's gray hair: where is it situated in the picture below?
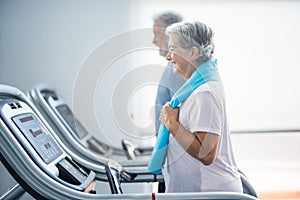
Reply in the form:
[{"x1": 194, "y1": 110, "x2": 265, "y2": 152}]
[
  {"x1": 152, "y1": 11, "x2": 183, "y2": 28},
  {"x1": 166, "y1": 21, "x2": 215, "y2": 62}
]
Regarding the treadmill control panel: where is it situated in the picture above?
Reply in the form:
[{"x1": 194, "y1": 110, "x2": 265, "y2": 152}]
[
  {"x1": 12, "y1": 113, "x2": 63, "y2": 164},
  {"x1": 56, "y1": 104, "x2": 88, "y2": 139},
  {"x1": 0, "y1": 98, "x2": 96, "y2": 192}
]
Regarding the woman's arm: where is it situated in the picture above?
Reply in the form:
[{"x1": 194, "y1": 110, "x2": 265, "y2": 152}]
[{"x1": 160, "y1": 104, "x2": 220, "y2": 165}]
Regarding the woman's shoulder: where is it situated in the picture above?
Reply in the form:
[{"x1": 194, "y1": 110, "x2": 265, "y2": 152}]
[{"x1": 193, "y1": 81, "x2": 221, "y2": 94}]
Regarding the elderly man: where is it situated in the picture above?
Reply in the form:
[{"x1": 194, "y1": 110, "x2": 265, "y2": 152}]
[{"x1": 152, "y1": 11, "x2": 185, "y2": 134}]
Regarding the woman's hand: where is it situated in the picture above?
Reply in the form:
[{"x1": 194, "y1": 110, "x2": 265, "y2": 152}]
[{"x1": 159, "y1": 102, "x2": 180, "y2": 133}]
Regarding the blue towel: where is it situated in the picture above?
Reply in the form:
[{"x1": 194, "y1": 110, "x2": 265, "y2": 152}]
[{"x1": 148, "y1": 59, "x2": 219, "y2": 174}]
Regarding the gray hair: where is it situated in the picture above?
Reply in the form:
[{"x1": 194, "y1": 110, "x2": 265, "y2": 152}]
[
  {"x1": 152, "y1": 11, "x2": 183, "y2": 28},
  {"x1": 166, "y1": 21, "x2": 215, "y2": 62}
]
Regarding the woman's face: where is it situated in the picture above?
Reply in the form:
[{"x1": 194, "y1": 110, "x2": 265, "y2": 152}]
[{"x1": 166, "y1": 34, "x2": 195, "y2": 80}]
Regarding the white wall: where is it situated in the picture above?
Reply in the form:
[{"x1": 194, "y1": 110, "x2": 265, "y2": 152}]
[
  {"x1": 0, "y1": 0, "x2": 146, "y2": 148},
  {"x1": 0, "y1": 0, "x2": 133, "y2": 104},
  {"x1": 232, "y1": 132, "x2": 300, "y2": 193},
  {"x1": 130, "y1": 0, "x2": 300, "y2": 131}
]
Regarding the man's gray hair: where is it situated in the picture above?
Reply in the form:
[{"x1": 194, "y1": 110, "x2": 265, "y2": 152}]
[
  {"x1": 166, "y1": 21, "x2": 215, "y2": 62},
  {"x1": 152, "y1": 11, "x2": 183, "y2": 28}
]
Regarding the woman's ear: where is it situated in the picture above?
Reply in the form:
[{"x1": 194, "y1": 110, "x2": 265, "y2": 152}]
[{"x1": 191, "y1": 46, "x2": 200, "y2": 61}]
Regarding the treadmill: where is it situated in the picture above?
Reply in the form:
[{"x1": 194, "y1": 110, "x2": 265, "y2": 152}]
[
  {"x1": 0, "y1": 84, "x2": 160, "y2": 183},
  {"x1": 27, "y1": 84, "x2": 259, "y2": 197},
  {"x1": 0, "y1": 84, "x2": 258, "y2": 199},
  {"x1": 27, "y1": 84, "x2": 159, "y2": 193},
  {"x1": 28, "y1": 84, "x2": 152, "y2": 161},
  {"x1": 27, "y1": 84, "x2": 159, "y2": 182}
]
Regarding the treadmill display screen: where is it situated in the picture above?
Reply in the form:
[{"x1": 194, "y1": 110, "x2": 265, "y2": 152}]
[
  {"x1": 56, "y1": 104, "x2": 88, "y2": 139},
  {"x1": 12, "y1": 113, "x2": 63, "y2": 164}
]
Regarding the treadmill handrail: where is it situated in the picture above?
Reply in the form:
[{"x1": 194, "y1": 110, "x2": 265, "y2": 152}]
[
  {"x1": 155, "y1": 192, "x2": 258, "y2": 200},
  {"x1": 0, "y1": 183, "x2": 25, "y2": 200}
]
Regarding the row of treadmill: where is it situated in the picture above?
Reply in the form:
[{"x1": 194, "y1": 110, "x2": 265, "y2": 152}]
[{"x1": 0, "y1": 83, "x2": 259, "y2": 199}]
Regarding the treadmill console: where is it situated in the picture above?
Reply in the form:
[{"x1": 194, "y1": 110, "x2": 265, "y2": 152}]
[
  {"x1": 12, "y1": 113, "x2": 63, "y2": 164},
  {"x1": 46, "y1": 95, "x2": 111, "y2": 155},
  {"x1": 55, "y1": 104, "x2": 88, "y2": 139},
  {"x1": 0, "y1": 99, "x2": 96, "y2": 192}
]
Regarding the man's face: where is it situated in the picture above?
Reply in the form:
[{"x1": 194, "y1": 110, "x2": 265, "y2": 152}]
[{"x1": 152, "y1": 20, "x2": 169, "y2": 57}]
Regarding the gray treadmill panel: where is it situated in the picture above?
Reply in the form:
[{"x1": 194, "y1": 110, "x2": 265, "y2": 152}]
[
  {"x1": 12, "y1": 113, "x2": 63, "y2": 164},
  {"x1": 56, "y1": 104, "x2": 88, "y2": 139}
]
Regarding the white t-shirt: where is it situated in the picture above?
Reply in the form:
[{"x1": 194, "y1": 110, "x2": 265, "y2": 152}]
[{"x1": 162, "y1": 81, "x2": 243, "y2": 193}]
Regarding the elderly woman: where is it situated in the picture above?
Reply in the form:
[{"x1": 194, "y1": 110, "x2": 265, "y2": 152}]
[{"x1": 159, "y1": 21, "x2": 243, "y2": 193}]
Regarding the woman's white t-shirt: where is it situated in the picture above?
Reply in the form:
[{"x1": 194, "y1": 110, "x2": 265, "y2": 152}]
[{"x1": 162, "y1": 81, "x2": 243, "y2": 193}]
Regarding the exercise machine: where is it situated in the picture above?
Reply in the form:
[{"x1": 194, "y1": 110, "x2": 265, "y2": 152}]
[
  {"x1": 0, "y1": 84, "x2": 258, "y2": 200},
  {"x1": 28, "y1": 84, "x2": 152, "y2": 161}
]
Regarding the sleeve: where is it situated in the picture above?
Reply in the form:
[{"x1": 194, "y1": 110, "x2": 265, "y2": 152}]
[
  {"x1": 155, "y1": 63, "x2": 185, "y2": 133},
  {"x1": 155, "y1": 84, "x2": 172, "y2": 133},
  {"x1": 188, "y1": 89, "x2": 222, "y2": 135}
]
